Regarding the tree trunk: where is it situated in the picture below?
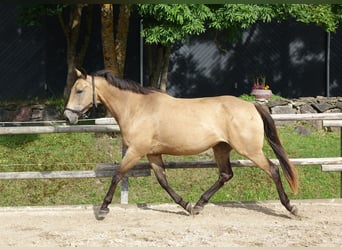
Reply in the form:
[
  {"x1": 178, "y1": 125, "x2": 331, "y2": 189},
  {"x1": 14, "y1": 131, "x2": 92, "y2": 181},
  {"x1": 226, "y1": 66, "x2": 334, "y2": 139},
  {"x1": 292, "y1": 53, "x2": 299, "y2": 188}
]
[
  {"x1": 65, "y1": 52, "x2": 77, "y2": 98},
  {"x1": 101, "y1": 4, "x2": 119, "y2": 76},
  {"x1": 76, "y1": 5, "x2": 93, "y2": 66},
  {"x1": 101, "y1": 4, "x2": 131, "y2": 78},
  {"x1": 159, "y1": 45, "x2": 171, "y2": 92},
  {"x1": 60, "y1": 4, "x2": 93, "y2": 98},
  {"x1": 146, "y1": 44, "x2": 171, "y2": 91},
  {"x1": 101, "y1": 4, "x2": 131, "y2": 120},
  {"x1": 115, "y1": 4, "x2": 130, "y2": 78}
]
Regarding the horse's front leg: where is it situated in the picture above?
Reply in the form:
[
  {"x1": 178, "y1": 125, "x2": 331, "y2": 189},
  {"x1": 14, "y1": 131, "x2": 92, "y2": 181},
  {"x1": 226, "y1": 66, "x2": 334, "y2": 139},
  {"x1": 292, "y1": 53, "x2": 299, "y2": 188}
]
[
  {"x1": 147, "y1": 154, "x2": 192, "y2": 214},
  {"x1": 97, "y1": 147, "x2": 141, "y2": 220}
]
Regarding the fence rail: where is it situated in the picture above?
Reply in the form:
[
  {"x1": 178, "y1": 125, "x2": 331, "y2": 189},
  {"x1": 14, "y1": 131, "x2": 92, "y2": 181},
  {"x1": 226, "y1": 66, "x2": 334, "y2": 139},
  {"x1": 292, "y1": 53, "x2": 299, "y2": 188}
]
[
  {"x1": 1, "y1": 113, "x2": 342, "y2": 202},
  {"x1": 1, "y1": 157, "x2": 341, "y2": 180}
]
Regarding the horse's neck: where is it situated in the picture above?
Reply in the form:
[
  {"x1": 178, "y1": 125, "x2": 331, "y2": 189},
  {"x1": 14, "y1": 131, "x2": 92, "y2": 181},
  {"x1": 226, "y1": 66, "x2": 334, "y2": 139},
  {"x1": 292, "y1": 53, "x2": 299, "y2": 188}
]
[{"x1": 97, "y1": 81, "x2": 138, "y2": 125}]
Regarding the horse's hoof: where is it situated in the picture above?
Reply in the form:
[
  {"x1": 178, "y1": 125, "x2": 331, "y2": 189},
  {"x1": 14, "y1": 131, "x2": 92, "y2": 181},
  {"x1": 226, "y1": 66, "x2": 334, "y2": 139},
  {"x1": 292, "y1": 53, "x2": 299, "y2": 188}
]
[
  {"x1": 185, "y1": 202, "x2": 193, "y2": 214},
  {"x1": 96, "y1": 207, "x2": 110, "y2": 220},
  {"x1": 192, "y1": 205, "x2": 203, "y2": 215},
  {"x1": 290, "y1": 205, "x2": 298, "y2": 216}
]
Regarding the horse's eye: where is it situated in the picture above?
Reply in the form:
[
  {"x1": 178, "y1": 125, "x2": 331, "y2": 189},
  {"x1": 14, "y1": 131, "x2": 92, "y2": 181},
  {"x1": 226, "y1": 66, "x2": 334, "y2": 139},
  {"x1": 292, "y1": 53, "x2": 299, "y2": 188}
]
[{"x1": 76, "y1": 89, "x2": 83, "y2": 94}]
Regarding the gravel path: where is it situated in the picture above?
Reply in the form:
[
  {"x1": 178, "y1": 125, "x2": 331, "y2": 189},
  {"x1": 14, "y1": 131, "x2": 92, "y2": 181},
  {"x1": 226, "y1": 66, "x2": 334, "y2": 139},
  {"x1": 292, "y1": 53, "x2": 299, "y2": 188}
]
[{"x1": 0, "y1": 199, "x2": 341, "y2": 247}]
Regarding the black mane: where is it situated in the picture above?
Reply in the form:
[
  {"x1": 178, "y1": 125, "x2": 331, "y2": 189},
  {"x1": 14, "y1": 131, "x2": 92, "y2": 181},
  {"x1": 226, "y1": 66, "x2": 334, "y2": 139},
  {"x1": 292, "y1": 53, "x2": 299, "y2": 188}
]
[{"x1": 93, "y1": 70, "x2": 154, "y2": 95}]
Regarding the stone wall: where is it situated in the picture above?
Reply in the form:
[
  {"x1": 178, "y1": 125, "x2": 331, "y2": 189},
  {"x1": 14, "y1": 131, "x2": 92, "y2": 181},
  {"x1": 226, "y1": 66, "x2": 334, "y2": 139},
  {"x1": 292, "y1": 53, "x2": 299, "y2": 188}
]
[
  {"x1": 260, "y1": 96, "x2": 342, "y2": 131},
  {"x1": 0, "y1": 103, "x2": 107, "y2": 123},
  {"x1": 266, "y1": 96, "x2": 342, "y2": 115},
  {"x1": 0, "y1": 104, "x2": 62, "y2": 122}
]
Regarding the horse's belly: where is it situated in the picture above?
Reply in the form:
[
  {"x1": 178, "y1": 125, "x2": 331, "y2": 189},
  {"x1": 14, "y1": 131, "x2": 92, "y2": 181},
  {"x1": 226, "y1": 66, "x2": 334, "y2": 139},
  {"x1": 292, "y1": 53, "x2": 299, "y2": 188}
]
[{"x1": 152, "y1": 125, "x2": 224, "y2": 155}]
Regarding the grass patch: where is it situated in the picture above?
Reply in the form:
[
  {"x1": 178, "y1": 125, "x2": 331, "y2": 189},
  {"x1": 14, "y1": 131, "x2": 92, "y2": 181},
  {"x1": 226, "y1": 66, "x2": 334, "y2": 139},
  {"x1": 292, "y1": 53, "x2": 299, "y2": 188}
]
[
  {"x1": 239, "y1": 93, "x2": 285, "y2": 102},
  {"x1": 0, "y1": 124, "x2": 340, "y2": 207}
]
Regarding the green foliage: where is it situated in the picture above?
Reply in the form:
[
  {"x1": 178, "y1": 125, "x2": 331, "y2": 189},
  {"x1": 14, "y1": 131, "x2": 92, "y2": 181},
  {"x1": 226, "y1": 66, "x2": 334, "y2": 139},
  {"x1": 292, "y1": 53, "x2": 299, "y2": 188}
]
[
  {"x1": 239, "y1": 94, "x2": 284, "y2": 102},
  {"x1": 210, "y1": 4, "x2": 277, "y2": 30},
  {"x1": 239, "y1": 94, "x2": 256, "y2": 102},
  {"x1": 137, "y1": 4, "x2": 212, "y2": 45},
  {"x1": 210, "y1": 4, "x2": 342, "y2": 32},
  {"x1": 137, "y1": 4, "x2": 342, "y2": 45},
  {"x1": 18, "y1": 4, "x2": 66, "y2": 27},
  {"x1": 44, "y1": 98, "x2": 66, "y2": 113},
  {"x1": 280, "y1": 4, "x2": 340, "y2": 32}
]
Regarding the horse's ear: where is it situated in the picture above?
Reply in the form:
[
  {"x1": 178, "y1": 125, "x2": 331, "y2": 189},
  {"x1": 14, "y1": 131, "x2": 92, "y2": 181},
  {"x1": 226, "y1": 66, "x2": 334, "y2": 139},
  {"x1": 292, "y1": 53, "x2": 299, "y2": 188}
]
[{"x1": 75, "y1": 68, "x2": 87, "y2": 79}]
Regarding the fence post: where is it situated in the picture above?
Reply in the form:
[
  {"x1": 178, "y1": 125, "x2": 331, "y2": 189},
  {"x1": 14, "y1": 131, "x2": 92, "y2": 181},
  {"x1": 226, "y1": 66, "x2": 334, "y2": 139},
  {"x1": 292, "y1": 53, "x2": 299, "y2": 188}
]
[
  {"x1": 120, "y1": 143, "x2": 129, "y2": 204},
  {"x1": 121, "y1": 177, "x2": 129, "y2": 204},
  {"x1": 340, "y1": 127, "x2": 342, "y2": 198}
]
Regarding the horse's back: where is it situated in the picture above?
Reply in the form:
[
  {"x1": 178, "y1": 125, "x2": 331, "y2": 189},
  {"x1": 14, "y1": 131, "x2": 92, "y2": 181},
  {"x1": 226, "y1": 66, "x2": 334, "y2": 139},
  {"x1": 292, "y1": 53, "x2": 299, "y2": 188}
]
[{"x1": 157, "y1": 94, "x2": 260, "y2": 126}]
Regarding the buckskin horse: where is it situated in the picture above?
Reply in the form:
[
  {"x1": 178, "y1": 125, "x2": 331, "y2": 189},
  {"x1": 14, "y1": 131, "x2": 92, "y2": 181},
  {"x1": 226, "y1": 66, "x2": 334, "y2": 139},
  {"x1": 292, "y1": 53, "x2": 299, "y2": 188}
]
[{"x1": 64, "y1": 68, "x2": 298, "y2": 219}]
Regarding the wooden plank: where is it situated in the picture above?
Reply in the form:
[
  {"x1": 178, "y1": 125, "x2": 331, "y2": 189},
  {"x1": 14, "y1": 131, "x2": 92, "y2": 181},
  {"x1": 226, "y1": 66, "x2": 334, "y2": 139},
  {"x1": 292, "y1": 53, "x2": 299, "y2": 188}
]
[
  {"x1": 322, "y1": 165, "x2": 342, "y2": 172},
  {"x1": 0, "y1": 118, "x2": 118, "y2": 126},
  {"x1": 97, "y1": 161, "x2": 216, "y2": 170},
  {"x1": 97, "y1": 157, "x2": 342, "y2": 170},
  {"x1": 1, "y1": 157, "x2": 342, "y2": 180},
  {"x1": 0, "y1": 125, "x2": 120, "y2": 135},
  {"x1": 284, "y1": 157, "x2": 342, "y2": 166},
  {"x1": 94, "y1": 117, "x2": 118, "y2": 125},
  {"x1": 323, "y1": 120, "x2": 342, "y2": 127},
  {"x1": 0, "y1": 169, "x2": 151, "y2": 180},
  {"x1": 1, "y1": 157, "x2": 341, "y2": 180},
  {"x1": 271, "y1": 113, "x2": 342, "y2": 121}
]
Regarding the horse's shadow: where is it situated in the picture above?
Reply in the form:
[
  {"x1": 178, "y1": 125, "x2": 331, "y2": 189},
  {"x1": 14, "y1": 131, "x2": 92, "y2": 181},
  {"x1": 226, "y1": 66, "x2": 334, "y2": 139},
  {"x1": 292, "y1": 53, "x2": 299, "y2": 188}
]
[
  {"x1": 92, "y1": 203, "x2": 188, "y2": 220},
  {"x1": 92, "y1": 201, "x2": 293, "y2": 220},
  {"x1": 136, "y1": 203, "x2": 190, "y2": 216},
  {"x1": 215, "y1": 201, "x2": 293, "y2": 219}
]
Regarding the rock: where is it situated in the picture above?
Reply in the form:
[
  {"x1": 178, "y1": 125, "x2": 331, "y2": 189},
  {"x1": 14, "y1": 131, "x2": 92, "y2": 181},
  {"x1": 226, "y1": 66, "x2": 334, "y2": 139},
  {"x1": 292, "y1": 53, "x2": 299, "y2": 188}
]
[
  {"x1": 335, "y1": 101, "x2": 342, "y2": 111},
  {"x1": 294, "y1": 125, "x2": 312, "y2": 136},
  {"x1": 298, "y1": 97, "x2": 316, "y2": 102},
  {"x1": 267, "y1": 99, "x2": 290, "y2": 108},
  {"x1": 291, "y1": 100, "x2": 307, "y2": 109},
  {"x1": 13, "y1": 106, "x2": 32, "y2": 122},
  {"x1": 4, "y1": 103, "x2": 17, "y2": 111},
  {"x1": 270, "y1": 105, "x2": 296, "y2": 114},
  {"x1": 270, "y1": 105, "x2": 297, "y2": 126},
  {"x1": 300, "y1": 104, "x2": 317, "y2": 114},
  {"x1": 0, "y1": 109, "x2": 11, "y2": 122},
  {"x1": 325, "y1": 108, "x2": 342, "y2": 113},
  {"x1": 42, "y1": 106, "x2": 60, "y2": 120},
  {"x1": 311, "y1": 103, "x2": 334, "y2": 113}
]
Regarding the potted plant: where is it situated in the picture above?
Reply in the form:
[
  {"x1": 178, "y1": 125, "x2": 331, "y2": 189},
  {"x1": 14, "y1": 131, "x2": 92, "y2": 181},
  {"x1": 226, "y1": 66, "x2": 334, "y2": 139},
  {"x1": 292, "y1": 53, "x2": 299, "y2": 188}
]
[{"x1": 250, "y1": 76, "x2": 272, "y2": 101}]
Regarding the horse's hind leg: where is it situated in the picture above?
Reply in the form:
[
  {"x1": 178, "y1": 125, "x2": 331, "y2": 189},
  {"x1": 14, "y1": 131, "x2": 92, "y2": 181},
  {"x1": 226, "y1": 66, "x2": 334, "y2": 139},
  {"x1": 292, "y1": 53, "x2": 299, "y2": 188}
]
[
  {"x1": 147, "y1": 154, "x2": 192, "y2": 214},
  {"x1": 268, "y1": 159, "x2": 298, "y2": 215},
  {"x1": 193, "y1": 142, "x2": 233, "y2": 215},
  {"x1": 249, "y1": 153, "x2": 297, "y2": 215}
]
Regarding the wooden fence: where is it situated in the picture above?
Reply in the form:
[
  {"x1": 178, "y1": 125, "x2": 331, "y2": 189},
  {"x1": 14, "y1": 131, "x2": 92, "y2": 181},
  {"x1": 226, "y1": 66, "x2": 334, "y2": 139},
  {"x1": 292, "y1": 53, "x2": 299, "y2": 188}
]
[{"x1": 1, "y1": 113, "x2": 342, "y2": 203}]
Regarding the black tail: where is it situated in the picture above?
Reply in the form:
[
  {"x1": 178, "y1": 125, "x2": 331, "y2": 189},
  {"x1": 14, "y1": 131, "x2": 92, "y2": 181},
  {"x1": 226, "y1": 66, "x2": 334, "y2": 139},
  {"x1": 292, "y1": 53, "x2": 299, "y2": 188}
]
[{"x1": 254, "y1": 104, "x2": 298, "y2": 194}]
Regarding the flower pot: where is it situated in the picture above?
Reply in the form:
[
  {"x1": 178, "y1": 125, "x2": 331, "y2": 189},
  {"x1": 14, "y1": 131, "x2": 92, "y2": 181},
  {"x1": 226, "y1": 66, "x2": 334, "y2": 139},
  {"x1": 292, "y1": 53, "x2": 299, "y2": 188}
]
[{"x1": 250, "y1": 89, "x2": 272, "y2": 101}]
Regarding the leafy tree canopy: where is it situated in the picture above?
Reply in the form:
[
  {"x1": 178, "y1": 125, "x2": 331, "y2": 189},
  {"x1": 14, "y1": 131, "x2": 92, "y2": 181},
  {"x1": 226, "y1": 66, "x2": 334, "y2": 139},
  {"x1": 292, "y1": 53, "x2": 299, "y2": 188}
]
[
  {"x1": 137, "y1": 4, "x2": 342, "y2": 45},
  {"x1": 18, "y1": 4, "x2": 67, "y2": 27},
  {"x1": 137, "y1": 4, "x2": 212, "y2": 45}
]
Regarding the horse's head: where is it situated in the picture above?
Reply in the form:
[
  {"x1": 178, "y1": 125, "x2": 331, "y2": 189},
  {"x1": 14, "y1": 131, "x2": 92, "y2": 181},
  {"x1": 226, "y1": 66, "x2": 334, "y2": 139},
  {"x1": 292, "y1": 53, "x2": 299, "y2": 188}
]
[{"x1": 64, "y1": 68, "x2": 98, "y2": 124}]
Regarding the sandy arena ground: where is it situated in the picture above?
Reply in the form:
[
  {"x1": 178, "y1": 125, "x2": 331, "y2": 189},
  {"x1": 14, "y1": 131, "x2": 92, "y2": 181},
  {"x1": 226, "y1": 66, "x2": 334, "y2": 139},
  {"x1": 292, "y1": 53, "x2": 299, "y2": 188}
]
[{"x1": 0, "y1": 199, "x2": 341, "y2": 247}]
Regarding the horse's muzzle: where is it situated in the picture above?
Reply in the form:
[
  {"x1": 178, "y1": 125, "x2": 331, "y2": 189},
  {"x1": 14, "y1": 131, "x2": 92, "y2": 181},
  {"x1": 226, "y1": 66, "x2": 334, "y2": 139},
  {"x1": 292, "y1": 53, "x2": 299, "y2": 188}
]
[{"x1": 64, "y1": 109, "x2": 79, "y2": 124}]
